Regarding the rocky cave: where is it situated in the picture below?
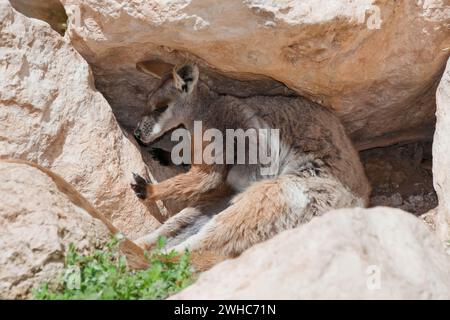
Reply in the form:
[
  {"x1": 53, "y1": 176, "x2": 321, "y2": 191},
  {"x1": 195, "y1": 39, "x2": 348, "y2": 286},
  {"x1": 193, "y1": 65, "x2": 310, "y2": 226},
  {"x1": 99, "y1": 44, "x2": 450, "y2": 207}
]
[{"x1": 11, "y1": 0, "x2": 440, "y2": 217}]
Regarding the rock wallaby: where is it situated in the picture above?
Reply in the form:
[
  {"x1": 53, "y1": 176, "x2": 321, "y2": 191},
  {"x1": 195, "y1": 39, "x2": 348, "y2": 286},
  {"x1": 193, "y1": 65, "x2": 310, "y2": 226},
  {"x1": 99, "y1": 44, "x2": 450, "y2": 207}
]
[{"x1": 131, "y1": 61, "x2": 371, "y2": 271}]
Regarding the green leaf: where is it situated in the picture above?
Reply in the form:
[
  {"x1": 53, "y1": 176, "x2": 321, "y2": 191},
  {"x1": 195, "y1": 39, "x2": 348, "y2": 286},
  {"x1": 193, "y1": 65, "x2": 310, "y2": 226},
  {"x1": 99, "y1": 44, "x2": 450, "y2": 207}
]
[{"x1": 34, "y1": 236, "x2": 193, "y2": 300}]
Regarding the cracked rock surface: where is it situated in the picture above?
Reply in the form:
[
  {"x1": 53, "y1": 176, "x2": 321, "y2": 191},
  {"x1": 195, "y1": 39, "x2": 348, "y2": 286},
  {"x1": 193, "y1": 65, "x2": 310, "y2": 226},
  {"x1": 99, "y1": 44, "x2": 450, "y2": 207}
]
[
  {"x1": 0, "y1": 161, "x2": 109, "y2": 299},
  {"x1": 0, "y1": 0, "x2": 161, "y2": 239}
]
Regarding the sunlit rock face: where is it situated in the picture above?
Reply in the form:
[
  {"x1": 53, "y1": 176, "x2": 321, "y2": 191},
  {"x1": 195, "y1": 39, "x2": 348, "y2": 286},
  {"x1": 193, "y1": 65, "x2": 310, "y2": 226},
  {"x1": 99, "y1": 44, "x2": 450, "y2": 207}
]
[
  {"x1": 0, "y1": 0, "x2": 161, "y2": 239},
  {"x1": 433, "y1": 57, "x2": 450, "y2": 242}
]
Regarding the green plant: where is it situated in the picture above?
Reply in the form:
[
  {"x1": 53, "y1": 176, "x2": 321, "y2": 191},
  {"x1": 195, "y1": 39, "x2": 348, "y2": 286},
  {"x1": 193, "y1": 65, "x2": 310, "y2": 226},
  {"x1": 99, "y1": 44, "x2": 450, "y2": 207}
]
[{"x1": 34, "y1": 235, "x2": 193, "y2": 300}]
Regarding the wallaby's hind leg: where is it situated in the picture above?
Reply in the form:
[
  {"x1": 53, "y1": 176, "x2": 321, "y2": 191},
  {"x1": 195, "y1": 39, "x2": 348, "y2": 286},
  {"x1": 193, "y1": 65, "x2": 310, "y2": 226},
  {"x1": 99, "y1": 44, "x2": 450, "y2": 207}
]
[
  {"x1": 171, "y1": 174, "x2": 363, "y2": 271},
  {"x1": 135, "y1": 207, "x2": 204, "y2": 251},
  {"x1": 135, "y1": 190, "x2": 234, "y2": 251}
]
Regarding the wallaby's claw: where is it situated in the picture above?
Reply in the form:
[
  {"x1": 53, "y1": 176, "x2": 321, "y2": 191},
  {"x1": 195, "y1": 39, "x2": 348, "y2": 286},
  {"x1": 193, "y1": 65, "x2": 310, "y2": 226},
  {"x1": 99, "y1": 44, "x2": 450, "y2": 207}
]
[
  {"x1": 132, "y1": 172, "x2": 148, "y2": 184},
  {"x1": 131, "y1": 172, "x2": 148, "y2": 199}
]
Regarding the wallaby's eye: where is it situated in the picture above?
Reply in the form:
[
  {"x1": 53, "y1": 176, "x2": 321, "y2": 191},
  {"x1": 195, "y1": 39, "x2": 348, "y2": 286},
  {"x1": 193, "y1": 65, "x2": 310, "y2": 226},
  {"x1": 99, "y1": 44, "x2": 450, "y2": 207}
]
[{"x1": 155, "y1": 105, "x2": 168, "y2": 114}]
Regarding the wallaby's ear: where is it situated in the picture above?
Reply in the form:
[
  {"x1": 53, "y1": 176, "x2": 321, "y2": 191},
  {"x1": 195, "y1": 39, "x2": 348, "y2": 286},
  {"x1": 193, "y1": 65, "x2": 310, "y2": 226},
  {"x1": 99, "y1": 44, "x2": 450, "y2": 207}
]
[
  {"x1": 173, "y1": 63, "x2": 199, "y2": 94},
  {"x1": 136, "y1": 60, "x2": 174, "y2": 79}
]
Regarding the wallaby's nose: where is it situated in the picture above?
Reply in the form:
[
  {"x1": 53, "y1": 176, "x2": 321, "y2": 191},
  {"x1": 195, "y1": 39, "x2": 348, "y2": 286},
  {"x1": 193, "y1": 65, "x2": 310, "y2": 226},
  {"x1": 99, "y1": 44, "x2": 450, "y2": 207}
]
[{"x1": 134, "y1": 129, "x2": 141, "y2": 140}]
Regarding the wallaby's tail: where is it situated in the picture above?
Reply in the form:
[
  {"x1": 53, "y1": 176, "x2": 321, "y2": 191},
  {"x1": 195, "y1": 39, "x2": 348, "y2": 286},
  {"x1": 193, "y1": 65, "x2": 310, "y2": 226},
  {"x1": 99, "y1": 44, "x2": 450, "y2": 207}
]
[
  {"x1": 173, "y1": 174, "x2": 364, "y2": 271},
  {"x1": 1, "y1": 158, "x2": 149, "y2": 269}
]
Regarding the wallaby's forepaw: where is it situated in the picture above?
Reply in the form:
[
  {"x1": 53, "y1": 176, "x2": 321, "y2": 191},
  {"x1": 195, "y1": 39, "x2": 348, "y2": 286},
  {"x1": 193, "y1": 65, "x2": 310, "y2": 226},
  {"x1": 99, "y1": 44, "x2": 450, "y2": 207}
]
[{"x1": 131, "y1": 172, "x2": 149, "y2": 200}]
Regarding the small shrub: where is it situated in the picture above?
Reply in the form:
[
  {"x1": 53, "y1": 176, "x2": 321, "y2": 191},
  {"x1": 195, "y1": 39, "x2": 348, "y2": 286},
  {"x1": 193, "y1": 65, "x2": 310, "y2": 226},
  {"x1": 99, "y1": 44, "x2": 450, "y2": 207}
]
[{"x1": 34, "y1": 235, "x2": 193, "y2": 300}]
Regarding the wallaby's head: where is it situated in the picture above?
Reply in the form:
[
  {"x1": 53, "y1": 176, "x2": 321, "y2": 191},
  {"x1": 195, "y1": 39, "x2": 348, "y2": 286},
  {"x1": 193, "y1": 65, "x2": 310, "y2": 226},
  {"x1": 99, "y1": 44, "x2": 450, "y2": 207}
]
[{"x1": 134, "y1": 61, "x2": 199, "y2": 145}]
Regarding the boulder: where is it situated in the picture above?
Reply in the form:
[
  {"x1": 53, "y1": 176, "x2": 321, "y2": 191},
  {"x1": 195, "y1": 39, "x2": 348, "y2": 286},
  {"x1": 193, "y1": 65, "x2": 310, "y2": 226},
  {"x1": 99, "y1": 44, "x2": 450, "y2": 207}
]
[
  {"x1": 0, "y1": 0, "x2": 162, "y2": 239},
  {"x1": 172, "y1": 207, "x2": 450, "y2": 299},
  {"x1": 433, "y1": 57, "x2": 450, "y2": 242},
  {"x1": 0, "y1": 161, "x2": 110, "y2": 299},
  {"x1": 60, "y1": 0, "x2": 450, "y2": 148}
]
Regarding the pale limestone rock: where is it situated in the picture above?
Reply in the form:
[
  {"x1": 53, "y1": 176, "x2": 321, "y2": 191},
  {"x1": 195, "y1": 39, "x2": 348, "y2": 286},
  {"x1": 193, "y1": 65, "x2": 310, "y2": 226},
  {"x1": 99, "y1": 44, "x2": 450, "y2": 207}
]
[
  {"x1": 172, "y1": 208, "x2": 450, "y2": 299},
  {"x1": 0, "y1": 161, "x2": 110, "y2": 299},
  {"x1": 60, "y1": 0, "x2": 450, "y2": 148},
  {"x1": 433, "y1": 57, "x2": 450, "y2": 243},
  {"x1": 0, "y1": 0, "x2": 161, "y2": 238}
]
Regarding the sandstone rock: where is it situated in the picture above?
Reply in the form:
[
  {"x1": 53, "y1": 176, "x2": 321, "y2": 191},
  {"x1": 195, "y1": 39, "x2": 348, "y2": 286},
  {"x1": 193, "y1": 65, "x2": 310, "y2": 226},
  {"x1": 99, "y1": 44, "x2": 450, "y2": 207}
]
[
  {"x1": 0, "y1": 1, "x2": 161, "y2": 238},
  {"x1": 60, "y1": 0, "x2": 450, "y2": 148},
  {"x1": 0, "y1": 161, "x2": 111, "y2": 299},
  {"x1": 172, "y1": 207, "x2": 450, "y2": 299},
  {"x1": 433, "y1": 57, "x2": 450, "y2": 242}
]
